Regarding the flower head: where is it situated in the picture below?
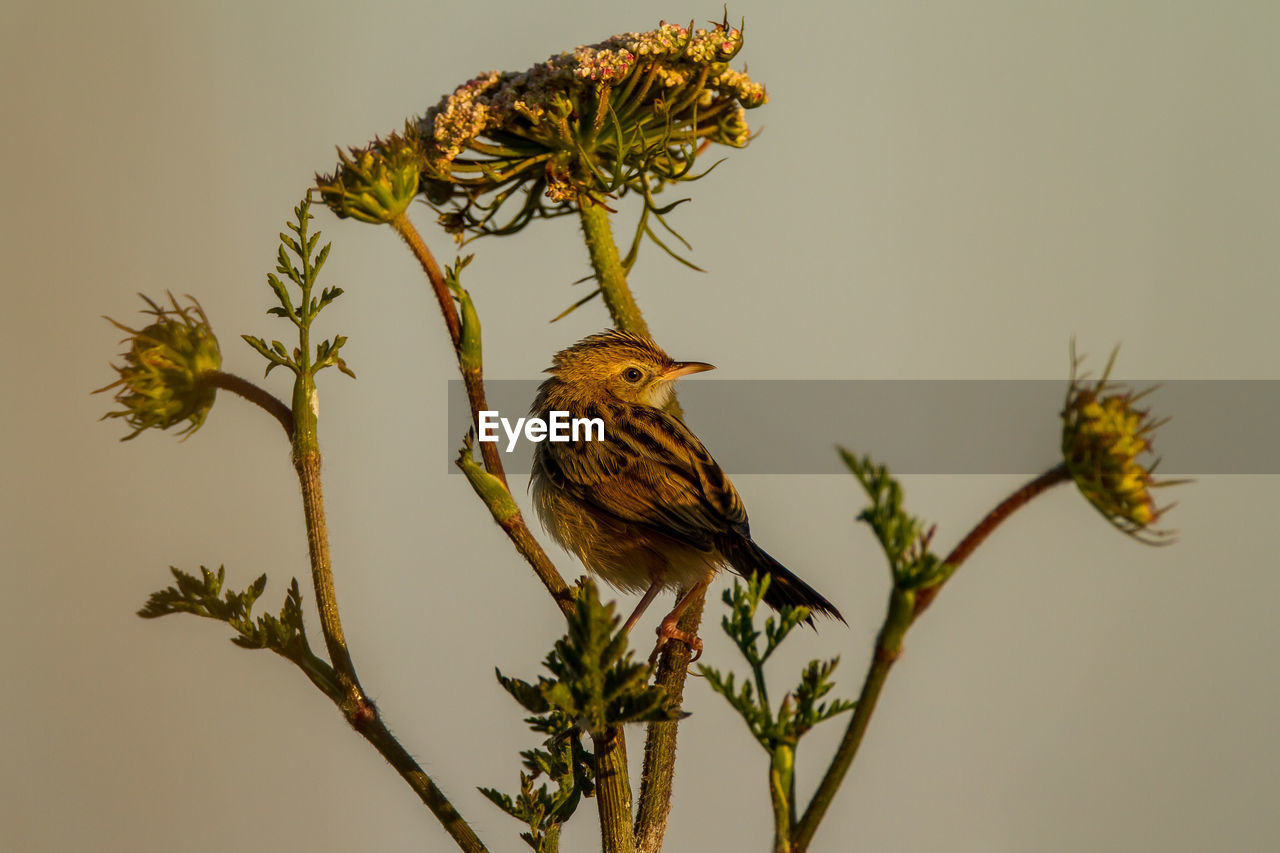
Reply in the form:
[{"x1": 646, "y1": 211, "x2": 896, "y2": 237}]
[
  {"x1": 316, "y1": 130, "x2": 422, "y2": 224},
  {"x1": 1061, "y1": 347, "x2": 1180, "y2": 542},
  {"x1": 415, "y1": 18, "x2": 767, "y2": 237},
  {"x1": 97, "y1": 293, "x2": 221, "y2": 440}
]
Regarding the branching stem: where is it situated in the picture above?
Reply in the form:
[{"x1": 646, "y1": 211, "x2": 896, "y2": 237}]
[
  {"x1": 289, "y1": 374, "x2": 485, "y2": 850},
  {"x1": 914, "y1": 463, "x2": 1071, "y2": 616},
  {"x1": 792, "y1": 463, "x2": 1072, "y2": 850},
  {"x1": 578, "y1": 199, "x2": 700, "y2": 852},
  {"x1": 388, "y1": 211, "x2": 573, "y2": 616}
]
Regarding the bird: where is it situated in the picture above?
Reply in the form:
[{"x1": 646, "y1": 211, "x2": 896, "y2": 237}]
[{"x1": 530, "y1": 329, "x2": 844, "y2": 660}]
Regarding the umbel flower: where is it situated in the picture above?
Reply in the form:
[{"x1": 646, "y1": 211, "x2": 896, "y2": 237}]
[
  {"x1": 96, "y1": 293, "x2": 221, "y2": 440},
  {"x1": 415, "y1": 18, "x2": 767, "y2": 237},
  {"x1": 316, "y1": 131, "x2": 422, "y2": 225},
  {"x1": 1061, "y1": 348, "x2": 1179, "y2": 542}
]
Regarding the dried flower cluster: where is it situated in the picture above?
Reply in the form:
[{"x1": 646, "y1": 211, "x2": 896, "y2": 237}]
[{"x1": 415, "y1": 19, "x2": 766, "y2": 236}]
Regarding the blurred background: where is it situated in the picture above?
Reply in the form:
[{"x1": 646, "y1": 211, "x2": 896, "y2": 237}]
[{"x1": 3, "y1": 1, "x2": 1277, "y2": 850}]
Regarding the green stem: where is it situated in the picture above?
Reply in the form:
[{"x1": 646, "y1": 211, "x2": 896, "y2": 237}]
[
  {"x1": 594, "y1": 727, "x2": 635, "y2": 853},
  {"x1": 391, "y1": 214, "x2": 575, "y2": 615},
  {"x1": 752, "y1": 656, "x2": 771, "y2": 715},
  {"x1": 456, "y1": 445, "x2": 575, "y2": 617},
  {"x1": 579, "y1": 196, "x2": 697, "y2": 852},
  {"x1": 291, "y1": 388, "x2": 361, "y2": 702},
  {"x1": 770, "y1": 744, "x2": 795, "y2": 853},
  {"x1": 290, "y1": 373, "x2": 486, "y2": 852},
  {"x1": 579, "y1": 197, "x2": 731, "y2": 853},
  {"x1": 793, "y1": 588, "x2": 913, "y2": 852},
  {"x1": 579, "y1": 200, "x2": 649, "y2": 337},
  {"x1": 793, "y1": 463, "x2": 1072, "y2": 850}
]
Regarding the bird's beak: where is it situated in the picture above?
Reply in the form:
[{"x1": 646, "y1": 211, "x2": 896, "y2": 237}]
[{"x1": 665, "y1": 361, "x2": 716, "y2": 379}]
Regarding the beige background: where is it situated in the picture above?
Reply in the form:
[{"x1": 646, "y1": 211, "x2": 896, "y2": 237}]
[{"x1": 3, "y1": 1, "x2": 1278, "y2": 851}]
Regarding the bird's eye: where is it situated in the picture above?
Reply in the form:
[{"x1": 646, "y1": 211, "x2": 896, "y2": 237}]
[{"x1": 623, "y1": 367, "x2": 643, "y2": 383}]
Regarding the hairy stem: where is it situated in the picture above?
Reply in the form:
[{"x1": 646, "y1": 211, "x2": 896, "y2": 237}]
[
  {"x1": 391, "y1": 212, "x2": 462, "y2": 349},
  {"x1": 914, "y1": 463, "x2": 1071, "y2": 616},
  {"x1": 456, "y1": 446, "x2": 575, "y2": 617},
  {"x1": 793, "y1": 464, "x2": 1072, "y2": 850},
  {"x1": 579, "y1": 199, "x2": 649, "y2": 337},
  {"x1": 353, "y1": 712, "x2": 489, "y2": 853},
  {"x1": 392, "y1": 212, "x2": 573, "y2": 613},
  {"x1": 579, "y1": 195, "x2": 699, "y2": 852},
  {"x1": 793, "y1": 588, "x2": 912, "y2": 852},
  {"x1": 389, "y1": 212, "x2": 508, "y2": 483},
  {"x1": 293, "y1": 443, "x2": 363, "y2": 703},
  {"x1": 594, "y1": 727, "x2": 636, "y2": 853},
  {"x1": 634, "y1": 589, "x2": 705, "y2": 853},
  {"x1": 204, "y1": 370, "x2": 293, "y2": 436},
  {"x1": 291, "y1": 370, "x2": 485, "y2": 851}
]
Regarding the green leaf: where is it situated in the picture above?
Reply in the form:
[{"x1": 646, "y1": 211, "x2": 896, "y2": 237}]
[
  {"x1": 704, "y1": 578, "x2": 855, "y2": 752},
  {"x1": 839, "y1": 448, "x2": 942, "y2": 588}
]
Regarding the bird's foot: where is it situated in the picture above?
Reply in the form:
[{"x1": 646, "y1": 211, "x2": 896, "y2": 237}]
[{"x1": 650, "y1": 617, "x2": 703, "y2": 664}]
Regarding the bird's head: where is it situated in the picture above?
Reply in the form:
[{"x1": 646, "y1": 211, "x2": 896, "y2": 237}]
[{"x1": 545, "y1": 329, "x2": 714, "y2": 408}]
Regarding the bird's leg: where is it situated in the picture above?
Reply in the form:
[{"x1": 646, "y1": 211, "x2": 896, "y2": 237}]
[
  {"x1": 651, "y1": 572, "x2": 714, "y2": 664},
  {"x1": 621, "y1": 573, "x2": 666, "y2": 636}
]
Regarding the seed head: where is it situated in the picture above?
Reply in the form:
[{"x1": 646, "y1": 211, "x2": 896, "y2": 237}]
[
  {"x1": 96, "y1": 293, "x2": 221, "y2": 440},
  {"x1": 316, "y1": 130, "x2": 423, "y2": 224},
  {"x1": 1061, "y1": 347, "x2": 1181, "y2": 542}
]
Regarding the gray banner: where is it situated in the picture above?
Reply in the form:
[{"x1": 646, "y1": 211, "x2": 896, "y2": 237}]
[{"x1": 446, "y1": 380, "x2": 1277, "y2": 475}]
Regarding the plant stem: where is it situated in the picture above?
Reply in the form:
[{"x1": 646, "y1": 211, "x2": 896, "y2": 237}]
[
  {"x1": 793, "y1": 464, "x2": 1072, "y2": 850},
  {"x1": 913, "y1": 463, "x2": 1071, "y2": 616},
  {"x1": 293, "y1": 441, "x2": 363, "y2": 702},
  {"x1": 290, "y1": 369, "x2": 486, "y2": 851},
  {"x1": 204, "y1": 370, "x2": 293, "y2": 436},
  {"x1": 391, "y1": 212, "x2": 462, "y2": 348},
  {"x1": 389, "y1": 212, "x2": 508, "y2": 483},
  {"x1": 391, "y1": 211, "x2": 574, "y2": 614},
  {"x1": 580, "y1": 196, "x2": 700, "y2": 853},
  {"x1": 594, "y1": 727, "x2": 636, "y2": 853},
  {"x1": 353, "y1": 712, "x2": 489, "y2": 853},
  {"x1": 793, "y1": 588, "x2": 912, "y2": 852},
  {"x1": 634, "y1": 589, "x2": 705, "y2": 853},
  {"x1": 770, "y1": 744, "x2": 795, "y2": 853},
  {"x1": 579, "y1": 199, "x2": 649, "y2": 337},
  {"x1": 289, "y1": 351, "x2": 363, "y2": 704},
  {"x1": 456, "y1": 445, "x2": 575, "y2": 617}
]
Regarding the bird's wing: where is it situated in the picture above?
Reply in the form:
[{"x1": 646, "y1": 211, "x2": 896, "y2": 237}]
[{"x1": 538, "y1": 404, "x2": 747, "y2": 551}]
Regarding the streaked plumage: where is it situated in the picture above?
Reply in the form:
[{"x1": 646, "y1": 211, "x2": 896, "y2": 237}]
[{"x1": 530, "y1": 329, "x2": 843, "y2": 657}]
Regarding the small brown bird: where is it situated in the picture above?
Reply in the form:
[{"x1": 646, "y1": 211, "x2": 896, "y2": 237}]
[{"x1": 530, "y1": 329, "x2": 844, "y2": 659}]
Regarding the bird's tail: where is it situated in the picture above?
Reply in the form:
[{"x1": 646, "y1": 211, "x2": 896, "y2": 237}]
[{"x1": 720, "y1": 536, "x2": 845, "y2": 625}]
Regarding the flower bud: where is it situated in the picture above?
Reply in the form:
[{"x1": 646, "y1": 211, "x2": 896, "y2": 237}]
[
  {"x1": 316, "y1": 131, "x2": 422, "y2": 224},
  {"x1": 1061, "y1": 352, "x2": 1178, "y2": 541},
  {"x1": 97, "y1": 294, "x2": 221, "y2": 440}
]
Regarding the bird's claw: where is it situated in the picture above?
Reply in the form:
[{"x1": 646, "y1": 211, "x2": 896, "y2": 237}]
[{"x1": 649, "y1": 619, "x2": 703, "y2": 665}]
